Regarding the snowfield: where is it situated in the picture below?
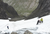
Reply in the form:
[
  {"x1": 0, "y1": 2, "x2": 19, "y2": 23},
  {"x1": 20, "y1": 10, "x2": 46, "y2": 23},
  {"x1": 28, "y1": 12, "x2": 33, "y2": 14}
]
[{"x1": 0, "y1": 15, "x2": 50, "y2": 34}]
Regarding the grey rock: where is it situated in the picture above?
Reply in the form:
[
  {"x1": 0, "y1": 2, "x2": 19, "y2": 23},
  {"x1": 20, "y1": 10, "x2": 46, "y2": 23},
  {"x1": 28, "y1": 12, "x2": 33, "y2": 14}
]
[
  {"x1": 27, "y1": 0, "x2": 50, "y2": 19},
  {"x1": 0, "y1": 0, "x2": 50, "y2": 21},
  {"x1": 24, "y1": 30, "x2": 33, "y2": 34},
  {"x1": 0, "y1": 0, "x2": 19, "y2": 19},
  {"x1": 11, "y1": 32, "x2": 17, "y2": 34},
  {"x1": 4, "y1": 32, "x2": 9, "y2": 34}
]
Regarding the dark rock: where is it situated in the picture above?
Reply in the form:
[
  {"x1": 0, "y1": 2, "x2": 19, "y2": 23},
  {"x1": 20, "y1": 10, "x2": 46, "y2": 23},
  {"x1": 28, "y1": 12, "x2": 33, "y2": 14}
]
[
  {"x1": 4, "y1": 33, "x2": 9, "y2": 34},
  {"x1": 0, "y1": 0, "x2": 50, "y2": 21},
  {"x1": 0, "y1": 0, "x2": 19, "y2": 19},
  {"x1": 26, "y1": 0, "x2": 50, "y2": 19}
]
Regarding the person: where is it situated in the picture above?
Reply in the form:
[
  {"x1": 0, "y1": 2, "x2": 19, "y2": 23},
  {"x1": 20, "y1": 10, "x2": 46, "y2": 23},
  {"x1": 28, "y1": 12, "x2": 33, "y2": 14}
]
[
  {"x1": 7, "y1": 26, "x2": 10, "y2": 34},
  {"x1": 40, "y1": 18, "x2": 43, "y2": 23},
  {"x1": 36, "y1": 20, "x2": 40, "y2": 25},
  {"x1": 7, "y1": 26, "x2": 9, "y2": 29}
]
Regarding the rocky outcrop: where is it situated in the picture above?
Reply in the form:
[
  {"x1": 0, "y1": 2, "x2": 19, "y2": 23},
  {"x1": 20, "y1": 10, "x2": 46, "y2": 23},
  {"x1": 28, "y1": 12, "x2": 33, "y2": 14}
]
[
  {"x1": 4, "y1": 33, "x2": 9, "y2": 34},
  {"x1": 0, "y1": 0, "x2": 19, "y2": 19},
  {"x1": 11, "y1": 32, "x2": 17, "y2": 34},
  {"x1": 26, "y1": 0, "x2": 50, "y2": 19},
  {"x1": 0, "y1": 0, "x2": 50, "y2": 21},
  {"x1": 24, "y1": 30, "x2": 33, "y2": 34},
  {"x1": 3, "y1": 0, "x2": 39, "y2": 17}
]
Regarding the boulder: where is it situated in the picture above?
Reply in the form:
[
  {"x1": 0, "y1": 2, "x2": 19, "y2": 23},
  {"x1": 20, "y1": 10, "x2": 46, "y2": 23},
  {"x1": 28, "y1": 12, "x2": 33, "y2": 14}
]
[
  {"x1": 24, "y1": 30, "x2": 33, "y2": 34},
  {"x1": 4, "y1": 33, "x2": 9, "y2": 34},
  {"x1": 11, "y1": 32, "x2": 17, "y2": 34}
]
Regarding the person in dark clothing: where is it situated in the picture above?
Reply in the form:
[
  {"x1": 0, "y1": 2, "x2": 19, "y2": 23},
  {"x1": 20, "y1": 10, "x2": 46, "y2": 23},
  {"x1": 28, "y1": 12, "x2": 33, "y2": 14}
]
[
  {"x1": 7, "y1": 26, "x2": 9, "y2": 29},
  {"x1": 6, "y1": 26, "x2": 9, "y2": 34},
  {"x1": 36, "y1": 20, "x2": 40, "y2": 25}
]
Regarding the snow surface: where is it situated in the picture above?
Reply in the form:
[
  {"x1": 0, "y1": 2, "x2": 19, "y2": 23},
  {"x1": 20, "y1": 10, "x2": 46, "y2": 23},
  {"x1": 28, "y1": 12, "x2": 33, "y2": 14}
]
[{"x1": 0, "y1": 15, "x2": 50, "y2": 33}]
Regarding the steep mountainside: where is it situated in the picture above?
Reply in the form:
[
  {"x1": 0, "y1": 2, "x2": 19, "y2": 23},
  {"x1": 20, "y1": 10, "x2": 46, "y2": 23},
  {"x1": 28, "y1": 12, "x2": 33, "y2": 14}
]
[
  {"x1": 27, "y1": 0, "x2": 50, "y2": 19},
  {"x1": 3, "y1": 0, "x2": 39, "y2": 17},
  {"x1": 0, "y1": 0, "x2": 19, "y2": 19},
  {"x1": 0, "y1": 0, "x2": 50, "y2": 21}
]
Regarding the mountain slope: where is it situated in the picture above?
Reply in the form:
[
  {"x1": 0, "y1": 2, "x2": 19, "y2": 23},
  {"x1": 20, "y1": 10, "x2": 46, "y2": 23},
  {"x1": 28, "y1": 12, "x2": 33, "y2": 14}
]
[
  {"x1": 0, "y1": 0, "x2": 50, "y2": 21},
  {"x1": 3, "y1": 0, "x2": 39, "y2": 17},
  {"x1": 27, "y1": 0, "x2": 50, "y2": 19},
  {"x1": 0, "y1": 0, "x2": 19, "y2": 19}
]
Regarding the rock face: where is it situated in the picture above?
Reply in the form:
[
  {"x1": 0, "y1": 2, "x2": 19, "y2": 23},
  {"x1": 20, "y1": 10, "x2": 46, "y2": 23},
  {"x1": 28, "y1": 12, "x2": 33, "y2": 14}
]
[
  {"x1": 0, "y1": 0, "x2": 50, "y2": 20},
  {"x1": 0, "y1": 0, "x2": 19, "y2": 19},
  {"x1": 27, "y1": 0, "x2": 50, "y2": 19},
  {"x1": 4, "y1": 33, "x2": 9, "y2": 34},
  {"x1": 24, "y1": 30, "x2": 33, "y2": 34},
  {"x1": 3, "y1": 0, "x2": 39, "y2": 17},
  {"x1": 11, "y1": 32, "x2": 17, "y2": 34}
]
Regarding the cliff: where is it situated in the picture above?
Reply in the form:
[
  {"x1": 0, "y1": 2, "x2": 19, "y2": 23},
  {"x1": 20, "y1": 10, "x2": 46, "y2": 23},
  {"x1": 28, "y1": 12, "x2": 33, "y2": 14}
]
[
  {"x1": 0, "y1": 0, "x2": 19, "y2": 19},
  {"x1": 26, "y1": 0, "x2": 50, "y2": 19},
  {"x1": 0, "y1": 0, "x2": 50, "y2": 21}
]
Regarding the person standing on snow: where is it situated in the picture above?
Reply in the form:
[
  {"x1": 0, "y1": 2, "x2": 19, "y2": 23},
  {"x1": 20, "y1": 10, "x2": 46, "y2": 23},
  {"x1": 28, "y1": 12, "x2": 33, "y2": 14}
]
[
  {"x1": 7, "y1": 26, "x2": 10, "y2": 34},
  {"x1": 36, "y1": 20, "x2": 40, "y2": 25},
  {"x1": 7, "y1": 26, "x2": 9, "y2": 29},
  {"x1": 40, "y1": 18, "x2": 43, "y2": 23}
]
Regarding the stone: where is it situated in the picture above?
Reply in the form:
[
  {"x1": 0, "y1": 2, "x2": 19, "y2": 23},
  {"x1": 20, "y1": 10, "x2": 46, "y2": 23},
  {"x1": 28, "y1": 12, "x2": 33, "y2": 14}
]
[
  {"x1": 24, "y1": 30, "x2": 33, "y2": 34},
  {"x1": 11, "y1": 32, "x2": 17, "y2": 34}
]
